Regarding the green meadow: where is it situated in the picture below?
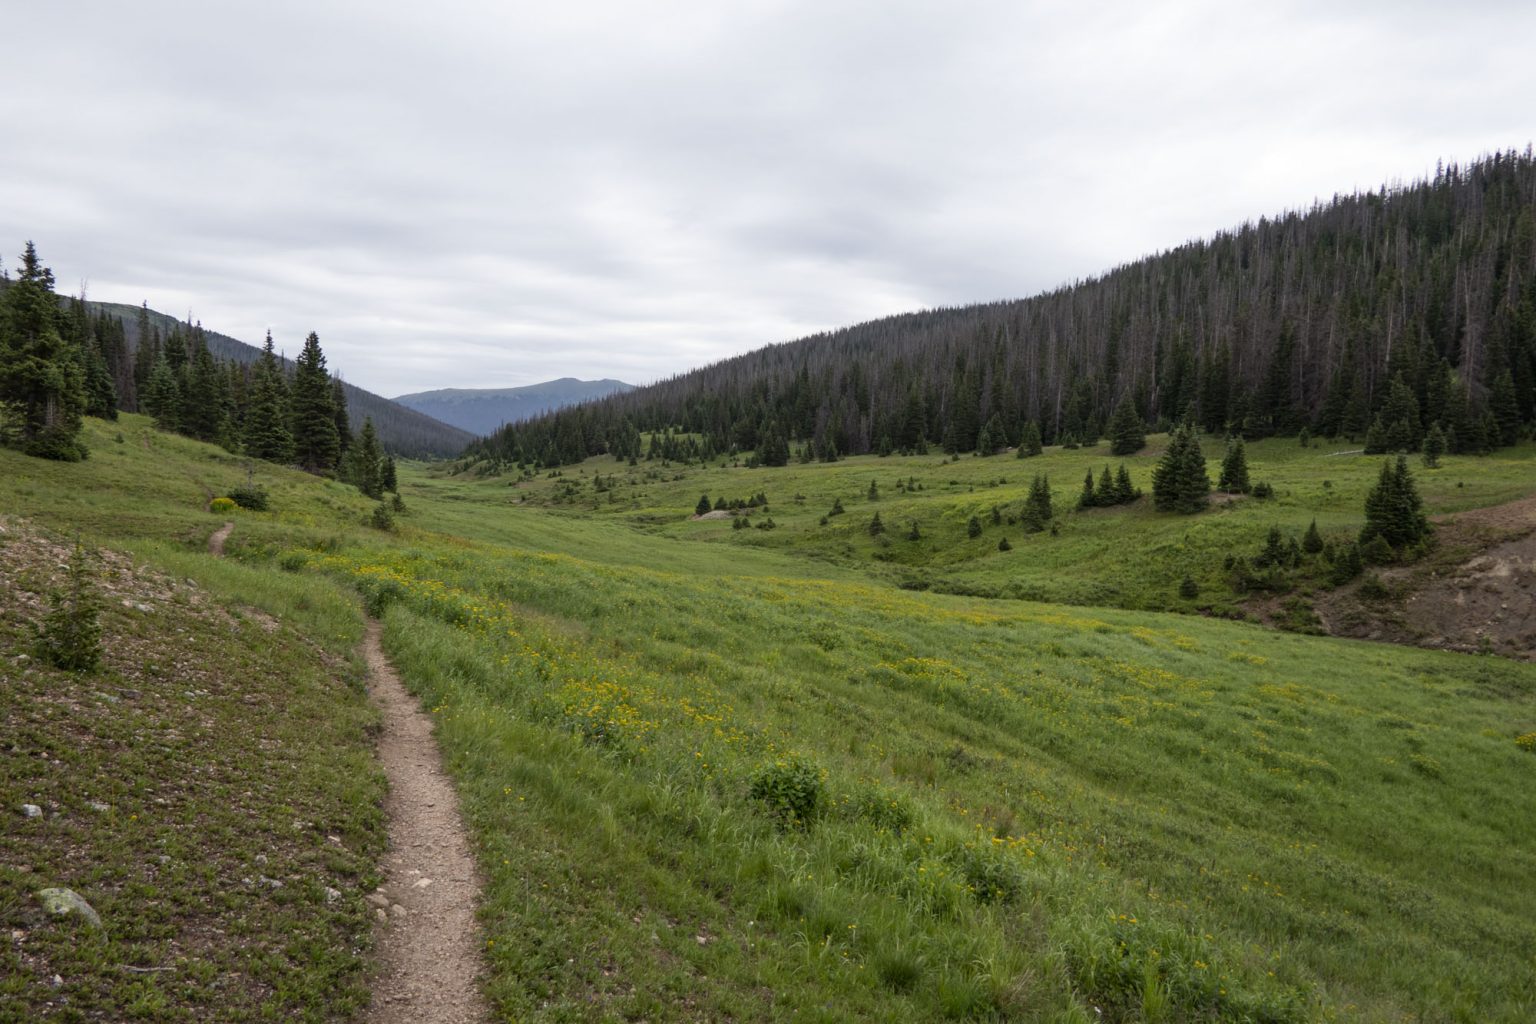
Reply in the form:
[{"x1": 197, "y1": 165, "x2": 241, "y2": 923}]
[{"x1": 4, "y1": 416, "x2": 1536, "y2": 1022}]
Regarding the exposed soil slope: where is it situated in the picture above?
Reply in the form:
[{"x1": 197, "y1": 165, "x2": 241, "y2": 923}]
[{"x1": 1316, "y1": 495, "x2": 1536, "y2": 659}]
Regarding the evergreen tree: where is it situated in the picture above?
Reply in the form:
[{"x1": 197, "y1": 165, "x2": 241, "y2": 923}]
[
  {"x1": 0, "y1": 242, "x2": 87, "y2": 460},
  {"x1": 142, "y1": 356, "x2": 180, "y2": 429},
  {"x1": 967, "y1": 515, "x2": 982, "y2": 538},
  {"x1": 290, "y1": 332, "x2": 341, "y2": 474},
  {"x1": 696, "y1": 493, "x2": 712, "y2": 516},
  {"x1": 1113, "y1": 465, "x2": 1138, "y2": 503},
  {"x1": 1489, "y1": 369, "x2": 1521, "y2": 446},
  {"x1": 382, "y1": 456, "x2": 398, "y2": 493},
  {"x1": 1217, "y1": 436, "x2": 1251, "y2": 494},
  {"x1": 82, "y1": 341, "x2": 117, "y2": 420},
  {"x1": 1151, "y1": 424, "x2": 1210, "y2": 513},
  {"x1": 1077, "y1": 469, "x2": 1096, "y2": 510},
  {"x1": 1360, "y1": 456, "x2": 1428, "y2": 549},
  {"x1": 1302, "y1": 518, "x2": 1324, "y2": 554},
  {"x1": 1421, "y1": 423, "x2": 1446, "y2": 468},
  {"x1": 867, "y1": 479, "x2": 879, "y2": 501},
  {"x1": 868, "y1": 511, "x2": 884, "y2": 536},
  {"x1": 1094, "y1": 466, "x2": 1116, "y2": 506},
  {"x1": 1362, "y1": 416, "x2": 1389, "y2": 454},
  {"x1": 354, "y1": 417, "x2": 385, "y2": 499},
  {"x1": 1018, "y1": 419, "x2": 1043, "y2": 457},
  {"x1": 1108, "y1": 397, "x2": 1145, "y2": 455},
  {"x1": 244, "y1": 332, "x2": 294, "y2": 463},
  {"x1": 1022, "y1": 474, "x2": 1053, "y2": 532},
  {"x1": 331, "y1": 375, "x2": 352, "y2": 457}
]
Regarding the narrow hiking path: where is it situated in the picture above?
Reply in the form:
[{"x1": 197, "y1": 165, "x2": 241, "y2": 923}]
[
  {"x1": 208, "y1": 520, "x2": 234, "y2": 556},
  {"x1": 206, "y1": 523, "x2": 490, "y2": 1020},
  {"x1": 362, "y1": 619, "x2": 491, "y2": 1024}
]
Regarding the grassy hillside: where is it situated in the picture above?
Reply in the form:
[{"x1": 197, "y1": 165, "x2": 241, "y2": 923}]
[{"x1": 3, "y1": 417, "x2": 1534, "y2": 1021}]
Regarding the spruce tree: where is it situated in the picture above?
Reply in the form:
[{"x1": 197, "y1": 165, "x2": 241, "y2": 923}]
[
  {"x1": 696, "y1": 493, "x2": 711, "y2": 516},
  {"x1": 1077, "y1": 469, "x2": 1096, "y2": 510},
  {"x1": 382, "y1": 456, "x2": 398, "y2": 493},
  {"x1": 1217, "y1": 436, "x2": 1250, "y2": 494},
  {"x1": 331, "y1": 375, "x2": 351, "y2": 458},
  {"x1": 1022, "y1": 474, "x2": 1053, "y2": 532},
  {"x1": 868, "y1": 512, "x2": 884, "y2": 536},
  {"x1": 1113, "y1": 465, "x2": 1138, "y2": 504},
  {"x1": 1094, "y1": 466, "x2": 1115, "y2": 506},
  {"x1": 1489, "y1": 369, "x2": 1521, "y2": 446},
  {"x1": 1018, "y1": 420, "x2": 1043, "y2": 457},
  {"x1": 1302, "y1": 519, "x2": 1324, "y2": 554},
  {"x1": 290, "y1": 332, "x2": 341, "y2": 474},
  {"x1": 1108, "y1": 397, "x2": 1145, "y2": 455},
  {"x1": 0, "y1": 242, "x2": 87, "y2": 460},
  {"x1": 1360, "y1": 456, "x2": 1428, "y2": 549},
  {"x1": 1152, "y1": 424, "x2": 1209, "y2": 513},
  {"x1": 354, "y1": 417, "x2": 385, "y2": 499},
  {"x1": 244, "y1": 332, "x2": 294, "y2": 463},
  {"x1": 1421, "y1": 423, "x2": 1446, "y2": 468},
  {"x1": 967, "y1": 515, "x2": 983, "y2": 538}
]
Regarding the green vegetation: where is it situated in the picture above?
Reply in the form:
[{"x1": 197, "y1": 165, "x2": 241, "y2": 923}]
[{"x1": 5, "y1": 414, "x2": 1536, "y2": 1021}]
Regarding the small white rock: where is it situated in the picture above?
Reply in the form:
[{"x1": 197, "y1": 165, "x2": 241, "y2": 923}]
[
  {"x1": 20, "y1": 804, "x2": 42, "y2": 819},
  {"x1": 324, "y1": 887, "x2": 342, "y2": 904}
]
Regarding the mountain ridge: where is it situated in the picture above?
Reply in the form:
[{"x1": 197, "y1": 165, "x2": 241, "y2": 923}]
[{"x1": 393, "y1": 377, "x2": 634, "y2": 436}]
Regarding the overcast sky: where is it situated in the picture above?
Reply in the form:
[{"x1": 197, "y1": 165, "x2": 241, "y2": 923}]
[{"x1": 3, "y1": 1, "x2": 1533, "y2": 397}]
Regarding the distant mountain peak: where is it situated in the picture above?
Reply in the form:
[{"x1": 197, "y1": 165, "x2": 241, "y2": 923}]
[{"x1": 392, "y1": 378, "x2": 634, "y2": 436}]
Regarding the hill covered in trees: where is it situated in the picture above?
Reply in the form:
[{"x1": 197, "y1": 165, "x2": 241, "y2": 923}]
[
  {"x1": 471, "y1": 149, "x2": 1536, "y2": 469},
  {"x1": 393, "y1": 377, "x2": 634, "y2": 436},
  {"x1": 86, "y1": 300, "x2": 473, "y2": 458}
]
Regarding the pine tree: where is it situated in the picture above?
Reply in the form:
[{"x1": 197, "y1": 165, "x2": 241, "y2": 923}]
[
  {"x1": 967, "y1": 515, "x2": 983, "y2": 538},
  {"x1": 331, "y1": 375, "x2": 351, "y2": 457},
  {"x1": 354, "y1": 417, "x2": 384, "y2": 499},
  {"x1": 244, "y1": 332, "x2": 294, "y2": 463},
  {"x1": 1302, "y1": 519, "x2": 1324, "y2": 554},
  {"x1": 1421, "y1": 423, "x2": 1446, "y2": 468},
  {"x1": 1094, "y1": 466, "x2": 1115, "y2": 506},
  {"x1": 1108, "y1": 397, "x2": 1145, "y2": 455},
  {"x1": 1022, "y1": 474, "x2": 1053, "y2": 532},
  {"x1": 1362, "y1": 416, "x2": 1388, "y2": 454},
  {"x1": 1113, "y1": 465, "x2": 1138, "y2": 503},
  {"x1": 1217, "y1": 436, "x2": 1250, "y2": 494},
  {"x1": 142, "y1": 356, "x2": 181, "y2": 429},
  {"x1": 35, "y1": 540, "x2": 101, "y2": 672},
  {"x1": 1360, "y1": 456, "x2": 1428, "y2": 549},
  {"x1": 290, "y1": 332, "x2": 341, "y2": 474},
  {"x1": 1152, "y1": 424, "x2": 1209, "y2": 513},
  {"x1": 1018, "y1": 420, "x2": 1043, "y2": 457},
  {"x1": 0, "y1": 242, "x2": 87, "y2": 460},
  {"x1": 1077, "y1": 469, "x2": 1096, "y2": 510},
  {"x1": 696, "y1": 493, "x2": 712, "y2": 516},
  {"x1": 1489, "y1": 369, "x2": 1521, "y2": 446},
  {"x1": 867, "y1": 479, "x2": 879, "y2": 501},
  {"x1": 382, "y1": 456, "x2": 398, "y2": 493},
  {"x1": 868, "y1": 512, "x2": 884, "y2": 536}
]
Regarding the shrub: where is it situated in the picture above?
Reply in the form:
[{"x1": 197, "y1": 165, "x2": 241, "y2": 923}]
[
  {"x1": 1179, "y1": 574, "x2": 1199, "y2": 599},
  {"x1": 228, "y1": 484, "x2": 269, "y2": 511},
  {"x1": 748, "y1": 758, "x2": 824, "y2": 826},
  {"x1": 36, "y1": 541, "x2": 102, "y2": 672},
  {"x1": 369, "y1": 504, "x2": 396, "y2": 531},
  {"x1": 1361, "y1": 534, "x2": 1395, "y2": 566},
  {"x1": 1358, "y1": 573, "x2": 1389, "y2": 600},
  {"x1": 997, "y1": 536, "x2": 1012, "y2": 552},
  {"x1": 967, "y1": 515, "x2": 982, "y2": 538},
  {"x1": 209, "y1": 496, "x2": 237, "y2": 513},
  {"x1": 1251, "y1": 480, "x2": 1275, "y2": 499},
  {"x1": 1516, "y1": 733, "x2": 1536, "y2": 753}
]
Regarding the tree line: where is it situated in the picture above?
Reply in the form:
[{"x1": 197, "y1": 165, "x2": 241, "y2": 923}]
[
  {"x1": 0, "y1": 242, "x2": 394, "y2": 497},
  {"x1": 470, "y1": 148, "x2": 1536, "y2": 470}
]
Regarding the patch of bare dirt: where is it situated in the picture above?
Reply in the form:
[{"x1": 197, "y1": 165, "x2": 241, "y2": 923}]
[
  {"x1": 363, "y1": 621, "x2": 490, "y2": 1024},
  {"x1": 208, "y1": 521, "x2": 234, "y2": 557},
  {"x1": 1312, "y1": 494, "x2": 1536, "y2": 659}
]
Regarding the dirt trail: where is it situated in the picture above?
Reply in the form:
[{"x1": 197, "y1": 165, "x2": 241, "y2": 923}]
[
  {"x1": 208, "y1": 521, "x2": 234, "y2": 556},
  {"x1": 362, "y1": 620, "x2": 491, "y2": 1024}
]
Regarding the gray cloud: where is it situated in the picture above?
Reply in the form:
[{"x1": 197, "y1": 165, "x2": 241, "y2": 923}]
[{"x1": 3, "y1": 1, "x2": 1533, "y2": 396}]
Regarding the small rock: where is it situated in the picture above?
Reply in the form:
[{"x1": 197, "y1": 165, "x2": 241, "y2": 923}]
[
  {"x1": 324, "y1": 887, "x2": 342, "y2": 904},
  {"x1": 412, "y1": 878, "x2": 433, "y2": 889},
  {"x1": 87, "y1": 801, "x2": 111, "y2": 813},
  {"x1": 20, "y1": 804, "x2": 42, "y2": 819},
  {"x1": 36, "y1": 888, "x2": 102, "y2": 929},
  {"x1": 254, "y1": 854, "x2": 267, "y2": 865},
  {"x1": 366, "y1": 893, "x2": 390, "y2": 910},
  {"x1": 375, "y1": 908, "x2": 388, "y2": 923},
  {"x1": 390, "y1": 904, "x2": 407, "y2": 918}
]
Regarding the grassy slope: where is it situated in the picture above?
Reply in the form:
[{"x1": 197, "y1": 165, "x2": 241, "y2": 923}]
[
  {"x1": 481, "y1": 436, "x2": 1536, "y2": 614},
  {"x1": 4, "y1": 418, "x2": 1535, "y2": 1021},
  {"x1": 350, "y1": 442, "x2": 1534, "y2": 1022},
  {"x1": 0, "y1": 417, "x2": 387, "y2": 1022}
]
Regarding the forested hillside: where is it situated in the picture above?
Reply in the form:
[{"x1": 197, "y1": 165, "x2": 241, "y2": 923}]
[
  {"x1": 474, "y1": 149, "x2": 1536, "y2": 468},
  {"x1": 87, "y1": 300, "x2": 474, "y2": 458}
]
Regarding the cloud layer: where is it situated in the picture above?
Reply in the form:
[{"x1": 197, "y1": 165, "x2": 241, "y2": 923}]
[{"x1": 4, "y1": 1, "x2": 1532, "y2": 396}]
